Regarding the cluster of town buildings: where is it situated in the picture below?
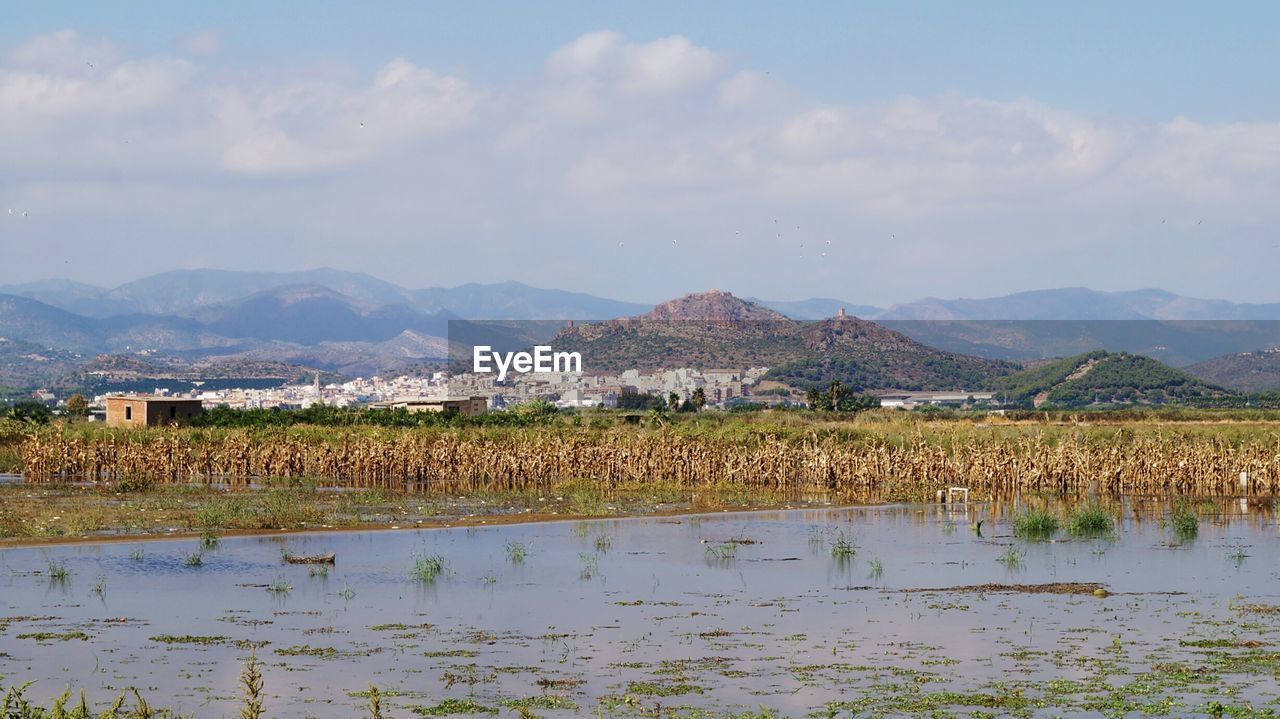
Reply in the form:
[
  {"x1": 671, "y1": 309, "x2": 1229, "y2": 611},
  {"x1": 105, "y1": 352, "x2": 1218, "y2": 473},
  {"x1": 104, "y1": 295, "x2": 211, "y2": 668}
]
[{"x1": 82, "y1": 367, "x2": 997, "y2": 427}]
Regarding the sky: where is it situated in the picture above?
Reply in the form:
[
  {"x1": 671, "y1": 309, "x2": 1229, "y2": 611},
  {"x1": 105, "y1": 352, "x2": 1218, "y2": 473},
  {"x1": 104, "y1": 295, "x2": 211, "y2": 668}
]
[{"x1": 1, "y1": 1, "x2": 1278, "y2": 305}]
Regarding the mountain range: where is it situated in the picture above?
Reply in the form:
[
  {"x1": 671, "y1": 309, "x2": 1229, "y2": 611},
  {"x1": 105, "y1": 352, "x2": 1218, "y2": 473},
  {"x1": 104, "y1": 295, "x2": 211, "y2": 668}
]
[{"x1": 4, "y1": 268, "x2": 1280, "y2": 390}]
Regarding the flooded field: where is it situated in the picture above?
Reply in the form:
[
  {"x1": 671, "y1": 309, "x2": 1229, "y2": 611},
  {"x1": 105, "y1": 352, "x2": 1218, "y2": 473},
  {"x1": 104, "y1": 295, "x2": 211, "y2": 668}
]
[{"x1": 2, "y1": 499, "x2": 1279, "y2": 718}]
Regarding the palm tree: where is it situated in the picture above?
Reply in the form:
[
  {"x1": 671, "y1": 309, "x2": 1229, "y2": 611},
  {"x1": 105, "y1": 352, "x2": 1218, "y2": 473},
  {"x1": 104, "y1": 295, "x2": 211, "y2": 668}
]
[{"x1": 691, "y1": 387, "x2": 706, "y2": 412}]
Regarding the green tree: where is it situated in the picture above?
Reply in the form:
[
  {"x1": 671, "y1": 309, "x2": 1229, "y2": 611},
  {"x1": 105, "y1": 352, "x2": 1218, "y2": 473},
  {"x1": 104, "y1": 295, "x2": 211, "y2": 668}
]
[
  {"x1": 66, "y1": 393, "x2": 89, "y2": 419},
  {"x1": 668, "y1": 392, "x2": 680, "y2": 410}
]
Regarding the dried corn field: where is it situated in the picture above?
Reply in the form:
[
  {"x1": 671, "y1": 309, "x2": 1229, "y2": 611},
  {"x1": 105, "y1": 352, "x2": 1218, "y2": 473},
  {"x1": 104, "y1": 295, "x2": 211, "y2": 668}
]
[{"x1": 16, "y1": 424, "x2": 1280, "y2": 497}]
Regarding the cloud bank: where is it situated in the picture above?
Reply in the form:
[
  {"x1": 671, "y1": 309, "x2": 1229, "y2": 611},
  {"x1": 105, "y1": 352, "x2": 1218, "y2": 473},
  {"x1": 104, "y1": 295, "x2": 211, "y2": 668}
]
[{"x1": 1, "y1": 29, "x2": 1277, "y2": 303}]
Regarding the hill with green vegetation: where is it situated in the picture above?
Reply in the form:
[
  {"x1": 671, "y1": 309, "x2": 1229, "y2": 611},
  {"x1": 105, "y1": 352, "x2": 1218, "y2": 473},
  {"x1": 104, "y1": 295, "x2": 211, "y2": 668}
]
[
  {"x1": 552, "y1": 291, "x2": 1018, "y2": 391},
  {"x1": 992, "y1": 350, "x2": 1230, "y2": 407}
]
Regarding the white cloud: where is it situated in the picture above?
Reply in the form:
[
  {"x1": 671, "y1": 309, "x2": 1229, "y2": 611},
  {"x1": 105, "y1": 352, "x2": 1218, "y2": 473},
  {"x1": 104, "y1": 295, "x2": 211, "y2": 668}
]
[
  {"x1": 3, "y1": 29, "x2": 1280, "y2": 301},
  {"x1": 215, "y1": 58, "x2": 480, "y2": 174}
]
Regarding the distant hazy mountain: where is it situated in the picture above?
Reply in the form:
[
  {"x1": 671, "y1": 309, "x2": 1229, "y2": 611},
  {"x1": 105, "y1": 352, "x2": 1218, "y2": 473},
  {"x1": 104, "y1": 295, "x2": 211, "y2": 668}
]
[
  {"x1": 413, "y1": 280, "x2": 650, "y2": 320},
  {"x1": 878, "y1": 287, "x2": 1280, "y2": 321},
  {"x1": 191, "y1": 284, "x2": 454, "y2": 345},
  {"x1": 749, "y1": 297, "x2": 882, "y2": 320},
  {"x1": 0, "y1": 270, "x2": 649, "y2": 321},
  {"x1": 880, "y1": 319, "x2": 1280, "y2": 367}
]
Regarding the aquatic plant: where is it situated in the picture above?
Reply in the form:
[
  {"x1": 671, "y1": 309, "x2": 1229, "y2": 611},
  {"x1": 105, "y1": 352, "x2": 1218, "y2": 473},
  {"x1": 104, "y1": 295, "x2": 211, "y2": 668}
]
[
  {"x1": 240, "y1": 651, "x2": 264, "y2": 719},
  {"x1": 997, "y1": 546, "x2": 1025, "y2": 569},
  {"x1": 579, "y1": 553, "x2": 600, "y2": 580},
  {"x1": 504, "y1": 540, "x2": 527, "y2": 563},
  {"x1": 200, "y1": 528, "x2": 221, "y2": 550},
  {"x1": 129, "y1": 548, "x2": 145, "y2": 561},
  {"x1": 830, "y1": 533, "x2": 856, "y2": 560},
  {"x1": 46, "y1": 559, "x2": 70, "y2": 581},
  {"x1": 1013, "y1": 508, "x2": 1059, "y2": 538},
  {"x1": 410, "y1": 552, "x2": 447, "y2": 582},
  {"x1": 1227, "y1": 546, "x2": 1248, "y2": 567},
  {"x1": 593, "y1": 533, "x2": 613, "y2": 552},
  {"x1": 868, "y1": 558, "x2": 884, "y2": 581},
  {"x1": 183, "y1": 551, "x2": 204, "y2": 567},
  {"x1": 1166, "y1": 502, "x2": 1199, "y2": 539},
  {"x1": 367, "y1": 684, "x2": 383, "y2": 719},
  {"x1": 705, "y1": 542, "x2": 738, "y2": 561},
  {"x1": 309, "y1": 565, "x2": 329, "y2": 578},
  {"x1": 91, "y1": 576, "x2": 106, "y2": 598},
  {"x1": 266, "y1": 577, "x2": 291, "y2": 594},
  {"x1": 1066, "y1": 503, "x2": 1113, "y2": 536}
]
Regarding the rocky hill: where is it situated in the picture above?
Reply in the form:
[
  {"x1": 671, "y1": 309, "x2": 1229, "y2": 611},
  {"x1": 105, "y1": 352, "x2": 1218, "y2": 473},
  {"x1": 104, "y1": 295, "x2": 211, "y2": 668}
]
[{"x1": 553, "y1": 291, "x2": 1018, "y2": 391}]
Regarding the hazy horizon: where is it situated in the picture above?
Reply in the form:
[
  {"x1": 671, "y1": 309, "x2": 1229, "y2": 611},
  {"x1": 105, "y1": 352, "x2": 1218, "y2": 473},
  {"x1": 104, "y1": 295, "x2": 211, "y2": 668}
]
[{"x1": 3, "y1": 2, "x2": 1279, "y2": 306}]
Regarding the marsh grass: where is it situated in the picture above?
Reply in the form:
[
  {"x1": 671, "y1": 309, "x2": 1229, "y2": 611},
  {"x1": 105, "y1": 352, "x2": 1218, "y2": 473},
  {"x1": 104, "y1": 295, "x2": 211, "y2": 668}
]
[
  {"x1": 704, "y1": 542, "x2": 738, "y2": 561},
  {"x1": 410, "y1": 552, "x2": 447, "y2": 582},
  {"x1": 46, "y1": 559, "x2": 70, "y2": 582},
  {"x1": 1013, "y1": 508, "x2": 1059, "y2": 539},
  {"x1": 240, "y1": 651, "x2": 264, "y2": 719},
  {"x1": 266, "y1": 577, "x2": 291, "y2": 595},
  {"x1": 579, "y1": 553, "x2": 600, "y2": 580},
  {"x1": 868, "y1": 558, "x2": 884, "y2": 581},
  {"x1": 183, "y1": 551, "x2": 204, "y2": 567},
  {"x1": 504, "y1": 540, "x2": 527, "y2": 563},
  {"x1": 997, "y1": 546, "x2": 1025, "y2": 569},
  {"x1": 1166, "y1": 502, "x2": 1199, "y2": 539},
  {"x1": 830, "y1": 533, "x2": 856, "y2": 561},
  {"x1": 200, "y1": 528, "x2": 221, "y2": 550},
  {"x1": 1066, "y1": 503, "x2": 1114, "y2": 537},
  {"x1": 1227, "y1": 546, "x2": 1249, "y2": 567}
]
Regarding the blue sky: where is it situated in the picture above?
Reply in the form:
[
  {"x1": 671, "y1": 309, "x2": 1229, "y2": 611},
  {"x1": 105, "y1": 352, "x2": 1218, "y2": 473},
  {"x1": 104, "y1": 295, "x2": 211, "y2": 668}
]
[
  {"x1": 6, "y1": 1, "x2": 1276, "y2": 121},
  {"x1": 1, "y1": 2, "x2": 1278, "y2": 304}
]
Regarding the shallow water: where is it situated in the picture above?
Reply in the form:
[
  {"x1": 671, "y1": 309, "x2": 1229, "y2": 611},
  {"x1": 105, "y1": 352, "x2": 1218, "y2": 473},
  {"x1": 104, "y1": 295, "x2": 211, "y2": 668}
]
[{"x1": 2, "y1": 500, "x2": 1279, "y2": 717}]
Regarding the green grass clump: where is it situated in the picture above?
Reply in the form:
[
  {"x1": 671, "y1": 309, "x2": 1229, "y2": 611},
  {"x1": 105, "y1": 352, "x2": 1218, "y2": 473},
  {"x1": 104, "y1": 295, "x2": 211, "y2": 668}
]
[
  {"x1": 830, "y1": 533, "x2": 857, "y2": 560},
  {"x1": 45, "y1": 559, "x2": 71, "y2": 581},
  {"x1": 1066, "y1": 503, "x2": 1113, "y2": 536},
  {"x1": 1013, "y1": 508, "x2": 1059, "y2": 538},
  {"x1": 1167, "y1": 503, "x2": 1198, "y2": 539},
  {"x1": 504, "y1": 540, "x2": 527, "y2": 563},
  {"x1": 410, "y1": 552, "x2": 447, "y2": 582}
]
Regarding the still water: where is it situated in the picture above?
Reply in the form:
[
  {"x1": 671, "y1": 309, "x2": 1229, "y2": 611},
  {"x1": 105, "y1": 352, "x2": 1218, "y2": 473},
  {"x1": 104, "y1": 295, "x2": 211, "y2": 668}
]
[{"x1": 1, "y1": 501, "x2": 1278, "y2": 717}]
